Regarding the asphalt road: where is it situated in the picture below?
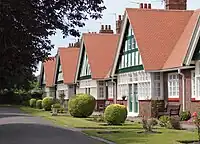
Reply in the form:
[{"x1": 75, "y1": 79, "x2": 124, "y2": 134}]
[{"x1": 0, "y1": 106, "x2": 102, "y2": 144}]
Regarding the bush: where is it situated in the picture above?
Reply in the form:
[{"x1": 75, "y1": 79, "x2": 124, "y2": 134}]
[
  {"x1": 180, "y1": 111, "x2": 191, "y2": 121},
  {"x1": 68, "y1": 93, "x2": 96, "y2": 118},
  {"x1": 167, "y1": 117, "x2": 181, "y2": 130},
  {"x1": 29, "y1": 98, "x2": 37, "y2": 107},
  {"x1": 42, "y1": 97, "x2": 53, "y2": 111},
  {"x1": 159, "y1": 115, "x2": 170, "y2": 127},
  {"x1": 58, "y1": 107, "x2": 65, "y2": 113},
  {"x1": 36, "y1": 100, "x2": 42, "y2": 109},
  {"x1": 52, "y1": 103, "x2": 61, "y2": 109},
  {"x1": 104, "y1": 104, "x2": 127, "y2": 125},
  {"x1": 91, "y1": 114, "x2": 104, "y2": 122}
]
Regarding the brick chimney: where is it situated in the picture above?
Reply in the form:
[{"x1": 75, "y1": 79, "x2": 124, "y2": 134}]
[
  {"x1": 74, "y1": 39, "x2": 81, "y2": 48},
  {"x1": 99, "y1": 25, "x2": 114, "y2": 34},
  {"x1": 116, "y1": 15, "x2": 123, "y2": 34},
  {"x1": 165, "y1": 0, "x2": 187, "y2": 10},
  {"x1": 140, "y1": 3, "x2": 152, "y2": 9}
]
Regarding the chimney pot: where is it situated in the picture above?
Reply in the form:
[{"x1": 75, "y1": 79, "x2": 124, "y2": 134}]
[
  {"x1": 108, "y1": 25, "x2": 111, "y2": 30},
  {"x1": 118, "y1": 15, "x2": 122, "y2": 20},
  {"x1": 140, "y1": 3, "x2": 144, "y2": 9},
  {"x1": 105, "y1": 25, "x2": 108, "y2": 30},
  {"x1": 101, "y1": 25, "x2": 104, "y2": 30},
  {"x1": 148, "y1": 3, "x2": 151, "y2": 9},
  {"x1": 144, "y1": 3, "x2": 148, "y2": 9}
]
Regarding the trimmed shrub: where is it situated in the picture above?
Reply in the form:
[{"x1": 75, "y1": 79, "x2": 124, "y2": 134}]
[
  {"x1": 42, "y1": 97, "x2": 53, "y2": 111},
  {"x1": 68, "y1": 93, "x2": 96, "y2": 118},
  {"x1": 104, "y1": 104, "x2": 127, "y2": 125},
  {"x1": 29, "y1": 98, "x2": 37, "y2": 107},
  {"x1": 36, "y1": 100, "x2": 43, "y2": 109},
  {"x1": 180, "y1": 111, "x2": 191, "y2": 121}
]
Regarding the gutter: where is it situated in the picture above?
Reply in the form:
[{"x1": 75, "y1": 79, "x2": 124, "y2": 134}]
[
  {"x1": 111, "y1": 78, "x2": 117, "y2": 104},
  {"x1": 178, "y1": 69, "x2": 185, "y2": 111}
]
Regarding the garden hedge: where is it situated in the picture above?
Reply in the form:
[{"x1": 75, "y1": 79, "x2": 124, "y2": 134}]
[
  {"x1": 42, "y1": 97, "x2": 53, "y2": 111},
  {"x1": 68, "y1": 93, "x2": 96, "y2": 118},
  {"x1": 104, "y1": 104, "x2": 127, "y2": 125}
]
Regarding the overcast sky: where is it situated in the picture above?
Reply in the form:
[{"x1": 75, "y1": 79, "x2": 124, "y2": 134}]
[{"x1": 35, "y1": 0, "x2": 200, "y2": 76}]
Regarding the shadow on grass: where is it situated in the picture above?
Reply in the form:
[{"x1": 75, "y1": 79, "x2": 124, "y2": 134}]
[{"x1": 177, "y1": 140, "x2": 200, "y2": 144}]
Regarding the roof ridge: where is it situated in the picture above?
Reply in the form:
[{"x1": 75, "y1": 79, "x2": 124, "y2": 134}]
[{"x1": 126, "y1": 8, "x2": 194, "y2": 13}]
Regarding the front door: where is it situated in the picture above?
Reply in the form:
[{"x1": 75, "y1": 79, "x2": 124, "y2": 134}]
[
  {"x1": 128, "y1": 84, "x2": 133, "y2": 112},
  {"x1": 128, "y1": 84, "x2": 139, "y2": 116}
]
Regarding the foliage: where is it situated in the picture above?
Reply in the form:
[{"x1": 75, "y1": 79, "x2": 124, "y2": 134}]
[
  {"x1": 192, "y1": 112, "x2": 200, "y2": 141},
  {"x1": 29, "y1": 98, "x2": 37, "y2": 107},
  {"x1": 180, "y1": 111, "x2": 191, "y2": 121},
  {"x1": 0, "y1": 0, "x2": 106, "y2": 90},
  {"x1": 36, "y1": 100, "x2": 43, "y2": 109},
  {"x1": 42, "y1": 97, "x2": 53, "y2": 111},
  {"x1": 68, "y1": 93, "x2": 96, "y2": 118},
  {"x1": 159, "y1": 115, "x2": 181, "y2": 130},
  {"x1": 104, "y1": 104, "x2": 127, "y2": 125},
  {"x1": 58, "y1": 107, "x2": 65, "y2": 113},
  {"x1": 52, "y1": 103, "x2": 61, "y2": 109},
  {"x1": 151, "y1": 100, "x2": 165, "y2": 118},
  {"x1": 31, "y1": 92, "x2": 43, "y2": 100},
  {"x1": 167, "y1": 117, "x2": 181, "y2": 130},
  {"x1": 91, "y1": 114, "x2": 105, "y2": 122},
  {"x1": 159, "y1": 116, "x2": 171, "y2": 127},
  {"x1": 142, "y1": 117, "x2": 158, "y2": 132},
  {"x1": 59, "y1": 93, "x2": 65, "y2": 107}
]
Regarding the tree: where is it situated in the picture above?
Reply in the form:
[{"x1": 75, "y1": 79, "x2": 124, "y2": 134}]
[{"x1": 0, "y1": 0, "x2": 105, "y2": 90}]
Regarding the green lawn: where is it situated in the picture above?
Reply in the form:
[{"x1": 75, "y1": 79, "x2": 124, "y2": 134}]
[
  {"x1": 84, "y1": 129, "x2": 197, "y2": 144},
  {"x1": 20, "y1": 106, "x2": 198, "y2": 144},
  {"x1": 20, "y1": 106, "x2": 140, "y2": 129}
]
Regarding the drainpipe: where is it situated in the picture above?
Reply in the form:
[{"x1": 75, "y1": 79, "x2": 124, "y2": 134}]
[
  {"x1": 178, "y1": 69, "x2": 185, "y2": 112},
  {"x1": 111, "y1": 78, "x2": 117, "y2": 104}
]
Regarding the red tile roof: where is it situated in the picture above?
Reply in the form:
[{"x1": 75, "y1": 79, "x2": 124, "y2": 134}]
[
  {"x1": 43, "y1": 57, "x2": 56, "y2": 87},
  {"x1": 126, "y1": 8, "x2": 199, "y2": 70},
  {"x1": 59, "y1": 48, "x2": 79, "y2": 84},
  {"x1": 83, "y1": 33, "x2": 119, "y2": 79}
]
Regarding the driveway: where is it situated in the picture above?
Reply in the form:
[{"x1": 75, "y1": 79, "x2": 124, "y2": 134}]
[{"x1": 0, "y1": 106, "x2": 102, "y2": 144}]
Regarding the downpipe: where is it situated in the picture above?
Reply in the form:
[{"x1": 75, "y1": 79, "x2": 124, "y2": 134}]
[{"x1": 178, "y1": 69, "x2": 185, "y2": 111}]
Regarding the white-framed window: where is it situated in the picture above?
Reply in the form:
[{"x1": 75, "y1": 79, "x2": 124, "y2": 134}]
[
  {"x1": 98, "y1": 81, "x2": 105, "y2": 98},
  {"x1": 191, "y1": 71, "x2": 195, "y2": 98},
  {"x1": 153, "y1": 72, "x2": 161, "y2": 97},
  {"x1": 168, "y1": 73, "x2": 179, "y2": 98}
]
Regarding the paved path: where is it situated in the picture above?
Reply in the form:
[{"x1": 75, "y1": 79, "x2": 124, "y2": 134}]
[{"x1": 0, "y1": 106, "x2": 102, "y2": 144}]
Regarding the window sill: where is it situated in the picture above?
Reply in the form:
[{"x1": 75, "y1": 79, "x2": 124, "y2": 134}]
[
  {"x1": 168, "y1": 98, "x2": 179, "y2": 102},
  {"x1": 191, "y1": 98, "x2": 200, "y2": 102}
]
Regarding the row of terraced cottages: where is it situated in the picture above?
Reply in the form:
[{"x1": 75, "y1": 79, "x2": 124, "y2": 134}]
[{"x1": 39, "y1": 0, "x2": 200, "y2": 117}]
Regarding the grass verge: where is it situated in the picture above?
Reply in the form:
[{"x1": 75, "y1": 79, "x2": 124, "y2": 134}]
[
  {"x1": 83, "y1": 129, "x2": 198, "y2": 144},
  {"x1": 20, "y1": 106, "x2": 140, "y2": 129}
]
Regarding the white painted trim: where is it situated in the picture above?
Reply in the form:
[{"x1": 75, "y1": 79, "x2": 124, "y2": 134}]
[
  {"x1": 185, "y1": 15, "x2": 200, "y2": 65},
  {"x1": 191, "y1": 70, "x2": 195, "y2": 99},
  {"x1": 53, "y1": 53, "x2": 60, "y2": 85},
  {"x1": 146, "y1": 66, "x2": 195, "y2": 73},
  {"x1": 111, "y1": 12, "x2": 128, "y2": 77},
  {"x1": 75, "y1": 38, "x2": 84, "y2": 83}
]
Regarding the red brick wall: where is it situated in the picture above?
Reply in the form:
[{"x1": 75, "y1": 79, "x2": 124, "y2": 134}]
[
  {"x1": 139, "y1": 100, "x2": 152, "y2": 117},
  {"x1": 163, "y1": 69, "x2": 200, "y2": 114}
]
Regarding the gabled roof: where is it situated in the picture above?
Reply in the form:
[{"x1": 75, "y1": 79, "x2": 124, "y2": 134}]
[
  {"x1": 111, "y1": 8, "x2": 200, "y2": 74},
  {"x1": 75, "y1": 33, "x2": 119, "y2": 80},
  {"x1": 42, "y1": 57, "x2": 56, "y2": 87},
  {"x1": 57, "y1": 47, "x2": 79, "y2": 84}
]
